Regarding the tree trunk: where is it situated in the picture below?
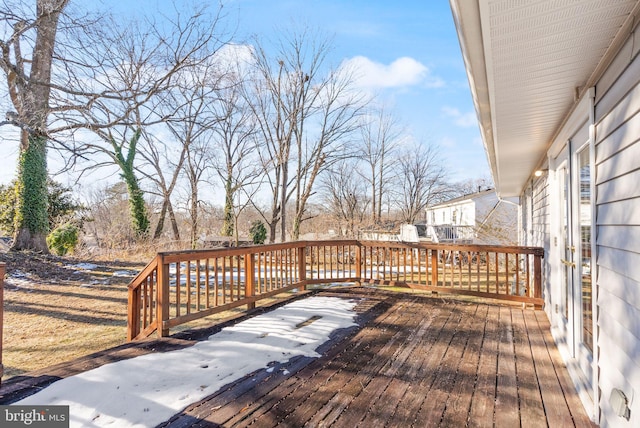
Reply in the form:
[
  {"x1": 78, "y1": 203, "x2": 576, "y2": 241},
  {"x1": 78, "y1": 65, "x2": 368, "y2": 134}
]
[
  {"x1": 279, "y1": 162, "x2": 288, "y2": 243},
  {"x1": 292, "y1": 217, "x2": 300, "y2": 241},
  {"x1": 10, "y1": 0, "x2": 69, "y2": 252},
  {"x1": 268, "y1": 220, "x2": 277, "y2": 244},
  {"x1": 12, "y1": 135, "x2": 49, "y2": 252},
  {"x1": 190, "y1": 186, "x2": 198, "y2": 249},
  {"x1": 221, "y1": 176, "x2": 234, "y2": 237},
  {"x1": 112, "y1": 130, "x2": 150, "y2": 238},
  {"x1": 122, "y1": 169, "x2": 150, "y2": 238},
  {"x1": 167, "y1": 202, "x2": 180, "y2": 241},
  {"x1": 370, "y1": 172, "x2": 377, "y2": 224},
  {"x1": 153, "y1": 198, "x2": 169, "y2": 239}
]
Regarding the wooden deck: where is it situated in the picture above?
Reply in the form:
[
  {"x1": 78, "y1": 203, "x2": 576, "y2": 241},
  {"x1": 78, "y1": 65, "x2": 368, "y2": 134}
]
[{"x1": 0, "y1": 288, "x2": 594, "y2": 427}]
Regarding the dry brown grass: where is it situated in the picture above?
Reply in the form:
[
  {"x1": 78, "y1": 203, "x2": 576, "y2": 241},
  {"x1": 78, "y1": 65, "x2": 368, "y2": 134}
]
[
  {"x1": 0, "y1": 251, "x2": 144, "y2": 379},
  {"x1": 0, "y1": 250, "x2": 312, "y2": 380}
]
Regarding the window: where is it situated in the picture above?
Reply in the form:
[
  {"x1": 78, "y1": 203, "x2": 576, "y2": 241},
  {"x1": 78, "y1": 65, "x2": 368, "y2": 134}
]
[{"x1": 578, "y1": 147, "x2": 592, "y2": 352}]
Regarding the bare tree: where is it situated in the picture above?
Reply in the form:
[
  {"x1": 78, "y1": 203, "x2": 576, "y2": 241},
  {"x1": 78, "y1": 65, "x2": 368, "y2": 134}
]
[
  {"x1": 246, "y1": 28, "x2": 363, "y2": 242},
  {"x1": 452, "y1": 176, "x2": 494, "y2": 196},
  {"x1": 182, "y1": 132, "x2": 215, "y2": 249},
  {"x1": 395, "y1": 144, "x2": 452, "y2": 224},
  {"x1": 244, "y1": 41, "x2": 298, "y2": 243},
  {"x1": 142, "y1": 57, "x2": 225, "y2": 244},
  {"x1": 53, "y1": 6, "x2": 228, "y2": 238},
  {"x1": 137, "y1": 130, "x2": 185, "y2": 241},
  {"x1": 0, "y1": 0, "x2": 70, "y2": 251},
  {"x1": 320, "y1": 160, "x2": 369, "y2": 237},
  {"x1": 210, "y1": 74, "x2": 261, "y2": 245},
  {"x1": 358, "y1": 106, "x2": 403, "y2": 225},
  {"x1": 290, "y1": 62, "x2": 364, "y2": 240}
]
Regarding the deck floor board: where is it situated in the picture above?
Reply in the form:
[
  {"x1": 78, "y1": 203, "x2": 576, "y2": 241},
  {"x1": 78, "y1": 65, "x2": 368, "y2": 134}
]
[{"x1": 0, "y1": 288, "x2": 595, "y2": 427}]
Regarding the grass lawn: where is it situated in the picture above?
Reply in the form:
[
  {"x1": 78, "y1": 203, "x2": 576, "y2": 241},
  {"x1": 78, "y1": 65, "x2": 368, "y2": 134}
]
[
  {"x1": 0, "y1": 251, "x2": 311, "y2": 380},
  {"x1": 0, "y1": 251, "x2": 143, "y2": 379}
]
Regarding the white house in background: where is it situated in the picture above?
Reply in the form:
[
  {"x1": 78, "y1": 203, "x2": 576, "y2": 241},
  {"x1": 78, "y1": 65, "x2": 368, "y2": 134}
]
[
  {"x1": 424, "y1": 188, "x2": 517, "y2": 244},
  {"x1": 451, "y1": 0, "x2": 640, "y2": 425}
]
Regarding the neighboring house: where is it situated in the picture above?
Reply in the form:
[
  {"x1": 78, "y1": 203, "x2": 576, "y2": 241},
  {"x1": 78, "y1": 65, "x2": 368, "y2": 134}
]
[
  {"x1": 424, "y1": 188, "x2": 517, "y2": 244},
  {"x1": 451, "y1": 0, "x2": 640, "y2": 425}
]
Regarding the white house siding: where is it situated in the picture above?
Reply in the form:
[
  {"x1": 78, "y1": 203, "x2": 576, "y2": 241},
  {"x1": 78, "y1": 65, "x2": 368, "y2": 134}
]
[
  {"x1": 592, "y1": 22, "x2": 640, "y2": 427},
  {"x1": 427, "y1": 199, "x2": 476, "y2": 226},
  {"x1": 531, "y1": 177, "x2": 550, "y2": 250},
  {"x1": 528, "y1": 175, "x2": 552, "y2": 309}
]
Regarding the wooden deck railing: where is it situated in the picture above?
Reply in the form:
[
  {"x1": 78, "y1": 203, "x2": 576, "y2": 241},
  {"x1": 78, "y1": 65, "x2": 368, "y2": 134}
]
[
  {"x1": 0, "y1": 262, "x2": 5, "y2": 383},
  {"x1": 127, "y1": 241, "x2": 544, "y2": 341}
]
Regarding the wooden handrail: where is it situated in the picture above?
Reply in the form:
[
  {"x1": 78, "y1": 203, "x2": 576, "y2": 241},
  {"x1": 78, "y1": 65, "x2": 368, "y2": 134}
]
[{"x1": 127, "y1": 240, "x2": 545, "y2": 341}]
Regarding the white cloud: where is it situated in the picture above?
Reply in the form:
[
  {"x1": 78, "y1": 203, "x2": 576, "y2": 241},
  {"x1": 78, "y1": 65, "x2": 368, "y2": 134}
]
[
  {"x1": 442, "y1": 106, "x2": 477, "y2": 128},
  {"x1": 214, "y1": 43, "x2": 255, "y2": 67},
  {"x1": 342, "y1": 56, "x2": 437, "y2": 89},
  {"x1": 439, "y1": 136, "x2": 457, "y2": 148}
]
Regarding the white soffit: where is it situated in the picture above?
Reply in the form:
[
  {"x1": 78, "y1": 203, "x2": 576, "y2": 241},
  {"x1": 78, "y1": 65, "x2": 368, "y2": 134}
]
[{"x1": 451, "y1": 0, "x2": 638, "y2": 197}]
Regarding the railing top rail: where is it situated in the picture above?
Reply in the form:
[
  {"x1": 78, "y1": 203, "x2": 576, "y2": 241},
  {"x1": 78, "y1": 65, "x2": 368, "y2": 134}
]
[
  {"x1": 157, "y1": 240, "x2": 364, "y2": 263},
  {"x1": 148, "y1": 240, "x2": 544, "y2": 264},
  {"x1": 127, "y1": 256, "x2": 159, "y2": 290},
  {"x1": 358, "y1": 240, "x2": 544, "y2": 256},
  {"x1": 156, "y1": 240, "x2": 545, "y2": 259},
  {"x1": 158, "y1": 241, "x2": 304, "y2": 262}
]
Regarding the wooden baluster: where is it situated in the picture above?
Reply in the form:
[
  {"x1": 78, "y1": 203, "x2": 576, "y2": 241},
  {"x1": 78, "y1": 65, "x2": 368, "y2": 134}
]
[
  {"x1": 355, "y1": 244, "x2": 362, "y2": 285},
  {"x1": 205, "y1": 259, "x2": 210, "y2": 308},
  {"x1": 245, "y1": 253, "x2": 256, "y2": 310},
  {"x1": 150, "y1": 270, "x2": 155, "y2": 324},
  {"x1": 186, "y1": 261, "x2": 191, "y2": 314},
  {"x1": 431, "y1": 249, "x2": 438, "y2": 287},
  {"x1": 196, "y1": 260, "x2": 201, "y2": 311},
  {"x1": 298, "y1": 246, "x2": 307, "y2": 290},
  {"x1": 505, "y1": 253, "x2": 510, "y2": 295},
  {"x1": 214, "y1": 257, "x2": 219, "y2": 307}
]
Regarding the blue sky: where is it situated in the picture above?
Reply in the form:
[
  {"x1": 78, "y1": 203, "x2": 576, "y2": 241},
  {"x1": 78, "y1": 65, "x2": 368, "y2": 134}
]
[
  {"x1": 228, "y1": 0, "x2": 488, "y2": 182},
  {"x1": 0, "y1": 0, "x2": 489, "y2": 189},
  {"x1": 227, "y1": 0, "x2": 488, "y2": 181}
]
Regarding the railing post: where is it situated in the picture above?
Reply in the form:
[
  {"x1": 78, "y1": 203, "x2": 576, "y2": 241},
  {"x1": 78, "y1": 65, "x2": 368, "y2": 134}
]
[
  {"x1": 355, "y1": 243, "x2": 362, "y2": 285},
  {"x1": 0, "y1": 262, "x2": 5, "y2": 384},
  {"x1": 431, "y1": 249, "x2": 439, "y2": 287},
  {"x1": 298, "y1": 245, "x2": 307, "y2": 289},
  {"x1": 127, "y1": 285, "x2": 141, "y2": 341},
  {"x1": 157, "y1": 254, "x2": 170, "y2": 337},
  {"x1": 245, "y1": 253, "x2": 256, "y2": 310},
  {"x1": 533, "y1": 251, "x2": 543, "y2": 310}
]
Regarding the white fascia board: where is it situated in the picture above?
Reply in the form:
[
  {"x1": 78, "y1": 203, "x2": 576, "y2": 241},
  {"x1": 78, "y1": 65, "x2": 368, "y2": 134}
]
[{"x1": 449, "y1": 0, "x2": 500, "y2": 191}]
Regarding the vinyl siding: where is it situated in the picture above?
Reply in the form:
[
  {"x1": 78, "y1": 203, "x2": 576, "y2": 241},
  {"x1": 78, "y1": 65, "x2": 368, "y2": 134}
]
[
  {"x1": 594, "y1": 26, "x2": 640, "y2": 427},
  {"x1": 530, "y1": 175, "x2": 551, "y2": 310}
]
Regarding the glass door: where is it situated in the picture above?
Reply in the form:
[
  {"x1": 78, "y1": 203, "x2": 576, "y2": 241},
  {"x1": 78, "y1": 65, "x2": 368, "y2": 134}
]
[
  {"x1": 559, "y1": 161, "x2": 573, "y2": 324},
  {"x1": 556, "y1": 141, "x2": 593, "y2": 394}
]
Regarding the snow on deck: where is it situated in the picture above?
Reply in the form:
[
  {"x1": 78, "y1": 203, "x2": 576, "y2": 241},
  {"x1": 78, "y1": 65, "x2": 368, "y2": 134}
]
[{"x1": 16, "y1": 296, "x2": 358, "y2": 428}]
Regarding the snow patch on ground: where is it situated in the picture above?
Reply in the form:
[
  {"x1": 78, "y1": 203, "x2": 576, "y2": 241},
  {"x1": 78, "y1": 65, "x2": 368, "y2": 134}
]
[
  {"x1": 112, "y1": 270, "x2": 137, "y2": 277},
  {"x1": 16, "y1": 296, "x2": 358, "y2": 428},
  {"x1": 70, "y1": 263, "x2": 99, "y2": 271}
]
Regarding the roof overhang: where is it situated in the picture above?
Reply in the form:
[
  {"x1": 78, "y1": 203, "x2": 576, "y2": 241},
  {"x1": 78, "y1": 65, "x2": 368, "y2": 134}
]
[{"x1": 450, "y1": 0, "x2": 640, "y2": 197}]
